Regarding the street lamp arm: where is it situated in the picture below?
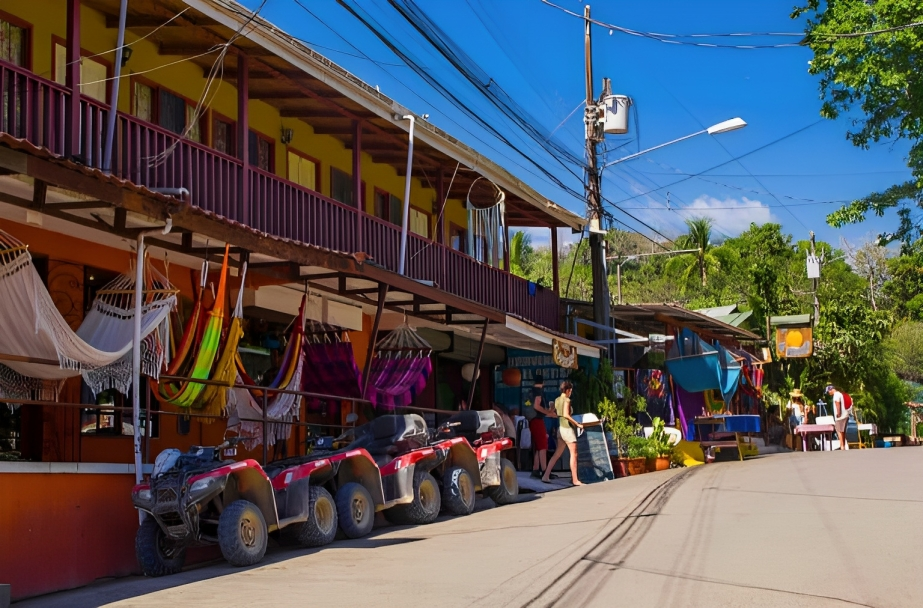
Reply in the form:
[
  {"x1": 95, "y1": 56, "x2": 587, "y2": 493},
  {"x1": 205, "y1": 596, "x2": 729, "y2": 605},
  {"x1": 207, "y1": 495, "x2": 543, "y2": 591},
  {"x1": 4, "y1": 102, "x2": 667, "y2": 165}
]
[
  {"x1": 601, "y1": 130, "x2": 706, "y2": 170},
  {"x1": 607, "y1": 247, "x2": 700, "y2": 263}
]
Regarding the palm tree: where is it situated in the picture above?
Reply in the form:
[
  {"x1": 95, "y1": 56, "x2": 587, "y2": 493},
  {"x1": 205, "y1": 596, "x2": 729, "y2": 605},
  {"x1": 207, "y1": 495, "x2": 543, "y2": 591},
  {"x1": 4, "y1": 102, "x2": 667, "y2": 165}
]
[
  {"x1": 510, "y1": 230, "x2": 532, "y2": 278},
  {"x1": 676, "y1": 217, "x2": 717, "y2": 287}
]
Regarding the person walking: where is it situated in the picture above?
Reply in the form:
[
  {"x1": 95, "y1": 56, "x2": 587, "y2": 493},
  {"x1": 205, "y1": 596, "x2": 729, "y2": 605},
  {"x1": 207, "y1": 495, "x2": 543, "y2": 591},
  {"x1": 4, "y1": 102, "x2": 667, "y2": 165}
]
[
  {"x1": 542, "y1": 381, "x2": 584, "y2": 486},
  {"x1": 827, "y1": 384, "x2": 849, "y2": 450},
  {"x1": 529, "y1": 374, "x2": 555, "y2": 478}
]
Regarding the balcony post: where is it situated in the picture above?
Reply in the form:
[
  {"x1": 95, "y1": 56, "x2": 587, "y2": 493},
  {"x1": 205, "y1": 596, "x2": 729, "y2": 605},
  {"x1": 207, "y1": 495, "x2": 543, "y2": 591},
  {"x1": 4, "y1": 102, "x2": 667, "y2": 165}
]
[
  {"x1": 64, "y1": 0, "x2": 81, "y2": 160},
  {"x1": 503, "y1": 218, "x2": 511, "y2": 272},
  {"x1": 353, "y1": 119, "x2": 363, "y2": 253},
  {"x1": 551, "y1": 226, "x2": 560, "y2": 293},
  {"x1": 237, "y1": 52, "x2": 250, "y2": 225},
  {"x1": 436, "y1": 169, "x2": 446, "y2": 285}
]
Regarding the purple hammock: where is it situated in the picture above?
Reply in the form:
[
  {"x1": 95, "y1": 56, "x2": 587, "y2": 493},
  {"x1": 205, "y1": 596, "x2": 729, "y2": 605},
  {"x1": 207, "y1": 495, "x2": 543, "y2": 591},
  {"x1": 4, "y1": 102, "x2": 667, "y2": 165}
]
[{"x1": 368, "y1": 354, "x2": 432, "y2": 410}]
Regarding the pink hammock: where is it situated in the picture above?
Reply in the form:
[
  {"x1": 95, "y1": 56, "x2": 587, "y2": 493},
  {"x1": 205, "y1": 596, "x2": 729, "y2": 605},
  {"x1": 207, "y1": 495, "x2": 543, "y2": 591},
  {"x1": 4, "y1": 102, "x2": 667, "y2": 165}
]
[
  {"x1": 367, "y1": 324, "x2": 432, "y2": 409},
  {"x1": 301, "y1": 332, "x2": 363, "y2": 416}
]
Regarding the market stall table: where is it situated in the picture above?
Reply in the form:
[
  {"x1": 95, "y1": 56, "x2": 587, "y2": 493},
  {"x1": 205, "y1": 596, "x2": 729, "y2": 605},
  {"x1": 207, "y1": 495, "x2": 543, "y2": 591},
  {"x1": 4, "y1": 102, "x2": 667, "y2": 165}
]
[
  {"x1": 693, "y1": 415, "x2": 761, "y2": 462},
  {"x1": 794, "y1": 423, "x2": 835, "y2": 451}
]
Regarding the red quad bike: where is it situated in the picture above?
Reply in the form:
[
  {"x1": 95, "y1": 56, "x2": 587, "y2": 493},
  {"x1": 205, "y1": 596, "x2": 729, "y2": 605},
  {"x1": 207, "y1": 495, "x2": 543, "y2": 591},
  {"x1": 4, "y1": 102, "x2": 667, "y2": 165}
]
[
  {"x1": 429, "y1": 410, "x2": 519, "y2": 516},
  {"x1": 131, "y1": 415, "x2": 445, "y2": 577},
  {"x1": 263, "y1": 413, "x2": 448, "y2": 539},
  {"x1": 132, "y1": 436, "x2": 284, "y2": 576}
]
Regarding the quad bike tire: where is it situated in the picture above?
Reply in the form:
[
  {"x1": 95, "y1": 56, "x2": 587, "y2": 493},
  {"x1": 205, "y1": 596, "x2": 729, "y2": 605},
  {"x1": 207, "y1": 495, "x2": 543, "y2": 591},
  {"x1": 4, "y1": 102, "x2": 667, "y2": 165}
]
[
  {"x1": 485, "y1": 458, "x2": 519, "y2": 506},
  {"x1": 218, "y1": 499, "x2": 269, "y2": 567},
  {"x1": 336, "y1": 482, "x2": 375, "y2": 539},
  {"x1": 384, "y1": 471, "x2": 442, "y2": 525},
  {"x1": 135, "y1": 516, "x2": 187, "y2": 577},
  {"x1": 441, "y1": 465, "x2": 476, "y2": 516},
  {"x1": 295, "y1": 486, "x2": 338, "y2": 547}
]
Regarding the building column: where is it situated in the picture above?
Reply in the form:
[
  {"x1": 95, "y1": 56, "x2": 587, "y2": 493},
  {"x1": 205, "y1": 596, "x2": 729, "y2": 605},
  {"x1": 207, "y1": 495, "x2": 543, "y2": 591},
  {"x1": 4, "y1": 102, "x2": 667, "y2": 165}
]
[
  {"x1": 64, "y1": 0, "x2": 81, "y2": 160},
  {"x1": 436, "y1": 169, "x2": 446, "y2": 245},
  {"x1": 353, "y1": 120, "x2": 363, "y2": 252},
  {"x1": 551, "y1": 226, "x2": 560, "y2": 293},
  {"x1": 237, "y1": 52, "x2": 250, "y2": 225}
]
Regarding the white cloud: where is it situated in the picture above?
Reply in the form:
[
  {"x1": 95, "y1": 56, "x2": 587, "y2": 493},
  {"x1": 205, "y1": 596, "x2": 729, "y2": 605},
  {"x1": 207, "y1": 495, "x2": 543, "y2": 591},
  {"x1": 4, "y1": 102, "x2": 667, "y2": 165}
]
[
  {"x1": 512, "y1": 227, "x2": 576, "y2": 252},
  {"x1": 682, "y1": 195, "x2": 774, "y2": 237}
]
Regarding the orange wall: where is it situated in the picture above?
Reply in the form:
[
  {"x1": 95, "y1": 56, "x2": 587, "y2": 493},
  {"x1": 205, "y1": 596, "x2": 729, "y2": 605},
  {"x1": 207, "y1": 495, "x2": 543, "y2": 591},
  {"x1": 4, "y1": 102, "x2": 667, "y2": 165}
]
[{"x1": 0, "y1": 473, "x2": 138, "y2": 600}]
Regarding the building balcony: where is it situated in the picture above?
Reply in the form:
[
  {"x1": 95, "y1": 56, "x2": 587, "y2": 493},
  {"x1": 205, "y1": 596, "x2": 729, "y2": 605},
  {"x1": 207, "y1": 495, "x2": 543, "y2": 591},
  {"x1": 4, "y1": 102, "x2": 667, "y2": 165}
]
[{"x1": 0, "y1": 60, "x2": 559, "y2": 330}]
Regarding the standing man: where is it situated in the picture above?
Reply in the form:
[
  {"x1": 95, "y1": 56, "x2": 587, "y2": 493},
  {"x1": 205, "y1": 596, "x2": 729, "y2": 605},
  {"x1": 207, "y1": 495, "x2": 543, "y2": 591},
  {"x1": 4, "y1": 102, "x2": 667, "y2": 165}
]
[
  {"x1": 529, "y1": 374, "x2": 556, "y2": 479},
  {"x1": 827, "y1": 384, "x2": 849, "y2": 450}
]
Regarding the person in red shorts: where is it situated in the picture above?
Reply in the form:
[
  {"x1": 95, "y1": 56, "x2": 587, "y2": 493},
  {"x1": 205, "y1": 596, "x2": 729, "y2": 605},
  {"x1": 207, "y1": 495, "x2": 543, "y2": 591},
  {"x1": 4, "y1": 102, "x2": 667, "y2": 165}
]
[{"x1": 529, "y1": 374, "x2": 556, "y2": 479}]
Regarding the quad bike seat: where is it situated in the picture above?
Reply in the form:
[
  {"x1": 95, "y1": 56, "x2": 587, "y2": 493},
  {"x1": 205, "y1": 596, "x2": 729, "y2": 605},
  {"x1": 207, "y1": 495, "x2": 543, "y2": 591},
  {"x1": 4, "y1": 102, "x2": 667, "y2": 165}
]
[
  {"x1": 445, "y1": 410, "x2": 503, "y2": 444},
  {"x1": 365, "y1": 414, "x2": 428, "y2": 459}
]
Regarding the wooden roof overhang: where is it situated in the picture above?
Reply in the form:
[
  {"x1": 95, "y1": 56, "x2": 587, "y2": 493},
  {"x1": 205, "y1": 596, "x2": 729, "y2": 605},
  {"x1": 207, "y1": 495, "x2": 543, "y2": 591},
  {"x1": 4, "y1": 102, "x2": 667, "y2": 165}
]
[{"x1": 81, "y1": 0, "x2": 584, "y2": 230}]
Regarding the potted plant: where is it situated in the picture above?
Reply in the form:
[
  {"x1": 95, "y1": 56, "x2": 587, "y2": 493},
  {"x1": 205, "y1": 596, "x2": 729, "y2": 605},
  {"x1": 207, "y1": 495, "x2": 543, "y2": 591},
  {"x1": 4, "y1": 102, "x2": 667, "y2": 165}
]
[
  {"x1": 646, "y1": 417, "x2": 673, "y2": 472},
  {"x1": 598, "y1": 397, "x2": 640, "y2": 478},
  {"x1": 625, "y1": 435, "x2": 650, "y2": 475}
]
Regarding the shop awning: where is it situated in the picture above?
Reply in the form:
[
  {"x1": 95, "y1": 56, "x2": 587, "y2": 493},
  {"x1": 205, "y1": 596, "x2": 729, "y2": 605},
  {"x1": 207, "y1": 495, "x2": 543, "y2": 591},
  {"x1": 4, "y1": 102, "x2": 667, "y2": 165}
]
[{"x1": 493, "y1": 316, "x2": 601, "y2": 359}]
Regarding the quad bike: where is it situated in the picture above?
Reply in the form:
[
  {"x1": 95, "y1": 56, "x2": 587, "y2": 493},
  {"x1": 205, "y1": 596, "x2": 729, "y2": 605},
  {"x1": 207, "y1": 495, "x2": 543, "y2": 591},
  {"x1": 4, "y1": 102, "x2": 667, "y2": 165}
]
[
  {"x1": 263, "y1": 413, "x2": 448, "y2": 540},
  {"x1": 428, "y1": 410, "x2": 519, "y2": 516},
  {"x1": 131, "y1": 436, "x2": 282, "y2": 576},
  {"x1": 132, "y1": 415, "x2": 445, "y2": 577}
]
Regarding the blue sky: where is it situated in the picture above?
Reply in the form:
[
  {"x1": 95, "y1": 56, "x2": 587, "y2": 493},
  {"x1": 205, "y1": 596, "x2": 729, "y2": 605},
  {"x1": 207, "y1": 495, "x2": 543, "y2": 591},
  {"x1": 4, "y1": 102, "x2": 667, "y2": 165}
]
[{"x1": 241, "y1": 0, "x2": 913, "y2": 249}]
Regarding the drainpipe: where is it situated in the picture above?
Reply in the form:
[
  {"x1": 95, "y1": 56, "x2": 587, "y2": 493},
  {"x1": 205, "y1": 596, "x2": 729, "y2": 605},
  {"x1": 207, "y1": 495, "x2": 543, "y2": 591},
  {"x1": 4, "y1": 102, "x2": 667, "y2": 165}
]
[
  {"x1": 398, "y1": 115, "x2": 415, "y2": 276},
  {"x1": 102, "y1": 0, "x2": 129, "y2": 174},
  {"x1": 132, "y1": 217, "x2": 173, "y2": 500}
]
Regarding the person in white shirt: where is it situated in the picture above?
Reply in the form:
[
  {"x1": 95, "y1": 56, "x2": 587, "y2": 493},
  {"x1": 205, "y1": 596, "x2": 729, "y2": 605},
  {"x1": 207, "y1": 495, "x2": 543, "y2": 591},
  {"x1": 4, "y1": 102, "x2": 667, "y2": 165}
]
[
  {"x1": 787, "y1": 389, "x2": 806, "y2": 430},
  {"x1": 826, "y1": 384, "x2": 849, "y2": 450}
]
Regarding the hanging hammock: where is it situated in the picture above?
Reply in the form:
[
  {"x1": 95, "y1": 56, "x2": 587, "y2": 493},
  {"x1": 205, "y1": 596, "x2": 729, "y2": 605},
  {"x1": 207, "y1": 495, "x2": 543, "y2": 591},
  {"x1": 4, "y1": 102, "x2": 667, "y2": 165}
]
[
  {"x1": 229, "y1": 295, "x2": 307, "y2": 449},
  {"x1": 157, "y1": 245, "x2": 231, "y2": 408},
  {"x1": 368, "y1": 324, "x2": 433, "y2": 409},
  {"x1": 78, "y1": 258, "x2": 179, "y2": 396},
  {"x1": 466, "y1": 177, "x2": 506, "y2": 267},
  {"x1": 301, "y1": 323, "x2": 362, "y2": 415},
  {"x1": 664, "y1": 328, "x2": 741, "y2": 405},
  {"x1": 197, "y1": 262, "x2": 248, "y2": 419},
  {"x1": 0, "y1": 228, "x2": 175, "y2": 393}
]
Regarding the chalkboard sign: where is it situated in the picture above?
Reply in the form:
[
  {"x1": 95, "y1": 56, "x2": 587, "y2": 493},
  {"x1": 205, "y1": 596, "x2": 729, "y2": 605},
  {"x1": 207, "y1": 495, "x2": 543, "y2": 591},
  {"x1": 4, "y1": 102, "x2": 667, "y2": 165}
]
[{"x1": 573, "y1": 414, "x2": 614, "y2": 484}]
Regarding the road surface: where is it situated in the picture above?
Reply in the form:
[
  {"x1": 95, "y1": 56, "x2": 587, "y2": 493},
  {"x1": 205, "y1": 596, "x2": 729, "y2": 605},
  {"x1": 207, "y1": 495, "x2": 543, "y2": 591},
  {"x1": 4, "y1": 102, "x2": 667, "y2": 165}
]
[{"x1": 19, "y1": 448, "x2": 923, "y2": 607}]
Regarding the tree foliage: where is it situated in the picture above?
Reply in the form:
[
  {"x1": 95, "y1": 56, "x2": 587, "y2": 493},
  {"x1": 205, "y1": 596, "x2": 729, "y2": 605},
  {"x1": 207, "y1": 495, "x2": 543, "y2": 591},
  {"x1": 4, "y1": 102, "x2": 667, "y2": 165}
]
[{"x1": 794, "y1": 0, "x2": 923, "y2": 244}]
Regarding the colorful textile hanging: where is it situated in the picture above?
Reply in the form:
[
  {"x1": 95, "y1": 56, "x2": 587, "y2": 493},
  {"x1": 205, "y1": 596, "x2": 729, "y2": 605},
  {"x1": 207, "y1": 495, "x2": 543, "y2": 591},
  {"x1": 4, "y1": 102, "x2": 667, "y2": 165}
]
[
  {"x1": 301, "y1": 331, "x2": 362, "y2": 415},
  {"x1": 368, "y1": 324, "x2": 433, "y2": 409},
  {"x1": 158, "y1": 246, "x2": 231, "y2": 408},
  {"x1": 198, "y1": 262, "x2": 248, "y2": 419},
  {"x1": 636, "y1": 369, "x2": 674, "y2": 425},
  {"x1": 664, "y1": 328, "x2": 741, "y2": 404}
]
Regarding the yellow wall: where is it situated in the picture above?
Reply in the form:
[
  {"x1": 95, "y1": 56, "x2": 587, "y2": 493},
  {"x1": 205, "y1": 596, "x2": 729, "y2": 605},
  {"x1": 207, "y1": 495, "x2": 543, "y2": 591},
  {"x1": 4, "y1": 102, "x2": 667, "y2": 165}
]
[{"x1": 10, "y1": 0, "x2": 468, "y2": 233}]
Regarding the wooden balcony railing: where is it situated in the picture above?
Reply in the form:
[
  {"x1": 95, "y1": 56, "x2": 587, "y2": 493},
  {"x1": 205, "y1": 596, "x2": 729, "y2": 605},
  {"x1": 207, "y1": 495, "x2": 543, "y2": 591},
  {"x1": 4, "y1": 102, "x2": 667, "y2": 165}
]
[{"x1": 0, "y1": 62, "x2": 560, "y2": 330}]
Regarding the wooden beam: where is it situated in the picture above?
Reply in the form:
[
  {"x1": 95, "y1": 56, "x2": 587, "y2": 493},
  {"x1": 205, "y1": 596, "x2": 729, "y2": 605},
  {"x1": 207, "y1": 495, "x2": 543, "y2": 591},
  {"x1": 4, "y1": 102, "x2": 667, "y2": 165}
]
[
  {"x1": 31, "y1": 180, "x2": 47, "y2": 209},
  {"x1": 312, "y1": 123, "x2": 357, "y2": 135},
  {"x1": 159, "y1": 43, "x2": 277, "y2": 57},
  {"x1": 105, "y1": 14, "x2": 219, "y2": 29},
  {"x1": 46, "y1": 200, "x2": 109, "y2": 210},
  {"x1": 280, "y1": 108, "x2": 356, "y2": 119}
]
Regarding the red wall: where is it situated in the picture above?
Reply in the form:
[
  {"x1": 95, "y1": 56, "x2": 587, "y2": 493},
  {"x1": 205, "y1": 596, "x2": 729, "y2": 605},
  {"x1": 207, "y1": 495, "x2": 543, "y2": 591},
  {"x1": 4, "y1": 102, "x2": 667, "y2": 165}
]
[{"x1": 0, "y1": 473, "x2": 139, "y2": 600}]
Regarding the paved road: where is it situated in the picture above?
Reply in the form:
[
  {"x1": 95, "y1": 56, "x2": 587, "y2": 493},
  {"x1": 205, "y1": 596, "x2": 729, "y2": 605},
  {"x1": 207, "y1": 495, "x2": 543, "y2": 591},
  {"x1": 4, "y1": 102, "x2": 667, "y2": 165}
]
[{"x1": 20, "y1": 448, "x2": 923, "y2": 607}]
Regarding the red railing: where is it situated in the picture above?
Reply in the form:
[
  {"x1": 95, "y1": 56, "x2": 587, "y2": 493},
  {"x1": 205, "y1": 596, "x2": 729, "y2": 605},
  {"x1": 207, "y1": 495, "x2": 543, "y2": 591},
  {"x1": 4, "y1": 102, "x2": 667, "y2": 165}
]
[{"x1": 0, "y1": 62, "x2": 560, "y2": 330}]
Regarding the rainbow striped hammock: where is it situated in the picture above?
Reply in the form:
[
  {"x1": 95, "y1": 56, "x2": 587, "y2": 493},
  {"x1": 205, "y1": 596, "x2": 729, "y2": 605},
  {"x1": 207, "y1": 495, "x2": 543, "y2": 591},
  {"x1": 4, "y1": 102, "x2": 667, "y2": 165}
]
[
  {"x1": 0, "y1": 228, "x2": 175, "y2": 401},
  {"x1": 157, "y1": 246, "x2": 245, "y2": 416}
]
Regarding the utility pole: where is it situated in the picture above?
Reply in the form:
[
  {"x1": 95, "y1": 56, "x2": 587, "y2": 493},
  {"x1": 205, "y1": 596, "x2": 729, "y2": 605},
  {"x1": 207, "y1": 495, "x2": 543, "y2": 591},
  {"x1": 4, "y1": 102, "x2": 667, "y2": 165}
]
[
  {"x1": 583, "y1": 5, "x2": 612, "y2": 353},
  {"x1": 809, "y1": 231, "x2": 819, "y2": 327}
]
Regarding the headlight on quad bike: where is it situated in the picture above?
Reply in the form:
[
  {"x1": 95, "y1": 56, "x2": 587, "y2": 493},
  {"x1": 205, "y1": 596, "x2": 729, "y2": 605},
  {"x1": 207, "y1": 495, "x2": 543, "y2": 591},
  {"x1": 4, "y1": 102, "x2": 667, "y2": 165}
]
[
  {"x1": 188, "y1": 475, "x2": 226, "y2": 498},
  {"x1": 132, "y1": 485, "x2": 152, "y2": 506}
]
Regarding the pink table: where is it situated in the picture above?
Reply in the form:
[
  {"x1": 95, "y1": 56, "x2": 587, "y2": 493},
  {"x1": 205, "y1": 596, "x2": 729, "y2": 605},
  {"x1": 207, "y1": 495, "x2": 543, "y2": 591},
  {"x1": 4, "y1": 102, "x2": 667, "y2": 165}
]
[{"x1": 794, "y1": 423, "x2": 835, "y2": 451}]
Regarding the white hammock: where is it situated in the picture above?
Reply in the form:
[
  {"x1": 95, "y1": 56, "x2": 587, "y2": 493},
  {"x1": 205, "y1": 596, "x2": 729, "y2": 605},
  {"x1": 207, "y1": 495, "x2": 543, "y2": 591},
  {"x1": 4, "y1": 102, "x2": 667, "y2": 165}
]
[
  {"x1": 227, "y1": 356, "x2": 305, "y2": 450},
  {"x1": 0, "y1": 230, "x2": 175, "y2": 395},
  {"x1": 466, "y1": 177, "x2": 506, "y2": 267}
]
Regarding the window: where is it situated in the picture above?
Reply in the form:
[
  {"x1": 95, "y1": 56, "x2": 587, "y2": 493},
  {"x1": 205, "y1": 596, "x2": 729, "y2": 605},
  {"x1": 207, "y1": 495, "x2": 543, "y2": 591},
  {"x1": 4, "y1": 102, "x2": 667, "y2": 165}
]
[
  {"x1": 129, "y1": 78, "x2": 202, "y2": 142},
  {"x1": 53, "y1": 42, "x2": 107, "y2": 102},
  {"x1": 287, "y1": 150, "x2": 319, "y2": 191},
  {"x1": 248, "y1": 130, "x2": 273, "y2": 172},
  {"x1": 409, "y1": 208, "x2": 430, "y2": 238},
  {"x1": 0, "y1": 16, "x2": 28, "y2": 67},
  {"x1": 374, "y1": 189, "x2": 402, "y2": 225},
  {"x1": 450, "y1": 224, "x2": 467, "y2": 254},
  {"x1": 79, "y1": 387, "x2": 159, "y2": 438},
  {"x1": 213, "y1": 115, "x2": 234, "y2": 156},
  {"x1": 331, "y1": 168, "x2": 353, "y2": 205}
]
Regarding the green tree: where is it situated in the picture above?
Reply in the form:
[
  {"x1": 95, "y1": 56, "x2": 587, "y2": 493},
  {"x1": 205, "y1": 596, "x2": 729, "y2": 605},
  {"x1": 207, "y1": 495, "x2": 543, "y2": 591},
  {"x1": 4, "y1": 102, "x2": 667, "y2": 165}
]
[
  {"x1": 888, "y1": 321, "x2": 923, "y2": 383},
  {"x1": 509, "y1": 230, "x2": 533, "y2": 278},
  {"x1": 672, "y1": 217, "x2": 717, "y2": 287},
  {"x1": 794, "y1": 0, "x2": 923, "y2": 243}
]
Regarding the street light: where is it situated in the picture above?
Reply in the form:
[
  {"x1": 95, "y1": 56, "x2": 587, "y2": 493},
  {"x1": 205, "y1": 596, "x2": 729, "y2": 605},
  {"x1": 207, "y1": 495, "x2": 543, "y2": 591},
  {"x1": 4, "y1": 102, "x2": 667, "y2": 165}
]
[
  {"x1": 607, "y1": 248, "x2": 700, "y2": 304},
  {"x1": 601, "y1": 117, "x2": 747, "y2": 170}
]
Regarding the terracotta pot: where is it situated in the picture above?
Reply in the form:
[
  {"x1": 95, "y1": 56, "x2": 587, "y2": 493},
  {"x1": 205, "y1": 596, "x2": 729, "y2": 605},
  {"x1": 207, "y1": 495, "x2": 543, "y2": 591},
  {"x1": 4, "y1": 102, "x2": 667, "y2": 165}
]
[
  {"x1": 627, "y1": 457, "x2": 646, "y2": 476},
  {"x1": 645, "y1": 457, "x2": 671, "y2": 472},
  {"x1": 612, "y1": 457, "x2": 630, "y2": 478},
  {"x1": 501, "y1": 368, "x2": 522, "y2": 387}
]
